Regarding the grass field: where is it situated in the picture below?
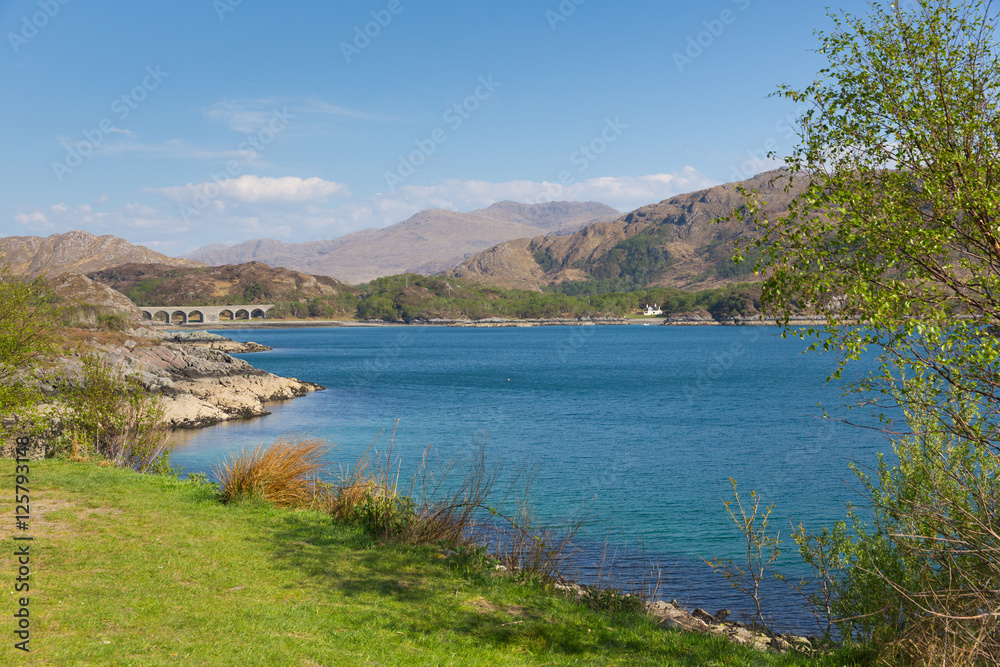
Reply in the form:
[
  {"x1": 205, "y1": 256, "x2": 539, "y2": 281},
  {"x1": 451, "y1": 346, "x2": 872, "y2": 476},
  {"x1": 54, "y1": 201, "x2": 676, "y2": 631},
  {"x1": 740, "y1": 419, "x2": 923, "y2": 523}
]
[{"x1": 0, "y1": 460, "x2": 870, "y2": 666}]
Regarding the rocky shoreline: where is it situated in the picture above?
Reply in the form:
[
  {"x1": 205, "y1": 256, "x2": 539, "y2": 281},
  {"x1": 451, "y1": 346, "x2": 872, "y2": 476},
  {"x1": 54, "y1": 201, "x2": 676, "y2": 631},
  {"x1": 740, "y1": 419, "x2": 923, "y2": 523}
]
[
  {"x1": 115, "y1": 329, "x2": 321, "y2": 429},
  {"x1": 401, "y1": 316, "x2": 629, "y2": 327},
  {"x1": 662, "y1": 313, "x2": 828, "y2": 326},
  {"x1": 27, "y1": 328, "x2": 321, "y2": 432},
  {"x1": 551, "y1": 581, "x2": 821, "y2": 656}
]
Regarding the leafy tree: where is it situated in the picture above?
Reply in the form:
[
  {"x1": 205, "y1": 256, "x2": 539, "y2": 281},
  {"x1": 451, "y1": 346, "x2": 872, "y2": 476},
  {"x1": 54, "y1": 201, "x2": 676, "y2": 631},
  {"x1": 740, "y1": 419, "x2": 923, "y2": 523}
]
[
  {"x1": 0, "y1": 264, "x2": 62, "y2": 419},
  {"x1": 736, "y1": 0, "x2": 1000, "y2": 661}
]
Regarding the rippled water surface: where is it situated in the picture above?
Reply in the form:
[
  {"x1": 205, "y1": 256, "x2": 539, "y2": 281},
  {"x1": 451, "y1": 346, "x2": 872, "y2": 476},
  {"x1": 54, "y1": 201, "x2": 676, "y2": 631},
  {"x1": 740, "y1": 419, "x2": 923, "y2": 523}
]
[{"x1": 167, "y1": 325, "x2": 886, "y2": 632}]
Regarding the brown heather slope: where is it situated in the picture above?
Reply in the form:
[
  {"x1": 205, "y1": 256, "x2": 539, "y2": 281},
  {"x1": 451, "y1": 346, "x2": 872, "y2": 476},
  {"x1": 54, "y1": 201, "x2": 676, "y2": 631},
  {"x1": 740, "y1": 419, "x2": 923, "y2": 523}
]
[
  {"x1": 88, "y1": 261, "x2": 351, "y2": 307},
  {"x1": 183, "y1": 201, "x2": 619, "y2": 284},
  {"x1": 49, "y1": 273, "x2": 142, "y2": 317},
  {"x1": 0, "y1": 231, "x2": 201, "y2": 277},
  {"x1": 447, "y1": 170, "x2": 807, "y2": 291}
]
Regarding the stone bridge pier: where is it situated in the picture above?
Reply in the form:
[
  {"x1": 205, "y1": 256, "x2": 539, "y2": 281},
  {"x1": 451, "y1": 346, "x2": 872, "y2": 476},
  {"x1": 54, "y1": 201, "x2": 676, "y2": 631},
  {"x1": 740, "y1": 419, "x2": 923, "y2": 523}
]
[{"x1": 138, "y1": 304, "x2": 275, "y2": 324}]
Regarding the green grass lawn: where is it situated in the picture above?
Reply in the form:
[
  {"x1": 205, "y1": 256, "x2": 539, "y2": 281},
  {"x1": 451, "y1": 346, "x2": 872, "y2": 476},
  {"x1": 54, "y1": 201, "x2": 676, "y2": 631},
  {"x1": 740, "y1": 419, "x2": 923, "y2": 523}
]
[{"x1": 0, "y1": 460, "x2": 869, "y2": 666}]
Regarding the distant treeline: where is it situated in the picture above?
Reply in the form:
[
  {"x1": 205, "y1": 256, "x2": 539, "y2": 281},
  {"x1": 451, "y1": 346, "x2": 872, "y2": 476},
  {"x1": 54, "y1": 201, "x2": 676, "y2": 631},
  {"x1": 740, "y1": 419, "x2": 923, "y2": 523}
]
[{"x1": 268, "y1": 274, "x2": 765, "y2": 322}]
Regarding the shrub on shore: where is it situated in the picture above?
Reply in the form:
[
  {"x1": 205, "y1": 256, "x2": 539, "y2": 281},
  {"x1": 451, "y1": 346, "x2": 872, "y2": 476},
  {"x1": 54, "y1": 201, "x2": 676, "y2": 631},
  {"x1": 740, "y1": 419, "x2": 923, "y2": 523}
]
[
  {"x1": 62, "y1": 353, "x2": 170, "y2": 473},
  {"x1": 215, "y1": 436, "x2": 328, "y2": 506}
]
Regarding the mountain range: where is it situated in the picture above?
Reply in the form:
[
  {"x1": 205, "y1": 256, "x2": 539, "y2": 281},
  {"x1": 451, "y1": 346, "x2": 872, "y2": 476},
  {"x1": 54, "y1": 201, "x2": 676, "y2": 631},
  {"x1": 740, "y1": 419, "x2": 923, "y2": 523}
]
[
  {"x1": 0, "y1": 172, "x2": 804, "y2": 296},
  {"x1": 447, "y1": 170, "x2": 805, "y2": 291},
  {"x1": 183, "y1": 200, "x2": 619, "y2": 284}
]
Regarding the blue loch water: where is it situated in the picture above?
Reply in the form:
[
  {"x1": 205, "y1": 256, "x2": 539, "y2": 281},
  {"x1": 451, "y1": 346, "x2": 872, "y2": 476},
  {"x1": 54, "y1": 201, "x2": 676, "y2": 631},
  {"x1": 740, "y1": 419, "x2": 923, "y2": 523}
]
[{"x1": 166, "y1": 325, "x2": 887, "y2": 632}]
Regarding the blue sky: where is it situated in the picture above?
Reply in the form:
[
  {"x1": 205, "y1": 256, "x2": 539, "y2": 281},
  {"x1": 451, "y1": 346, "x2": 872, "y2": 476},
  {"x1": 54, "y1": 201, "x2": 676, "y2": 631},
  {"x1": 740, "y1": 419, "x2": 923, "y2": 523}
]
[{"x1": 1, "y1": 0, "x2": 878, "y2": 256}]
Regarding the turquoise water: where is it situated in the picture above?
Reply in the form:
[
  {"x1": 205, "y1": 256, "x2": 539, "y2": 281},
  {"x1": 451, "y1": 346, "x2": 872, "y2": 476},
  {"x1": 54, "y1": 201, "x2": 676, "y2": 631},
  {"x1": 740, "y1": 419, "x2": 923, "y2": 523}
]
[{"x1": 167, "y1": 325, "x2": 886, "y2": 632}]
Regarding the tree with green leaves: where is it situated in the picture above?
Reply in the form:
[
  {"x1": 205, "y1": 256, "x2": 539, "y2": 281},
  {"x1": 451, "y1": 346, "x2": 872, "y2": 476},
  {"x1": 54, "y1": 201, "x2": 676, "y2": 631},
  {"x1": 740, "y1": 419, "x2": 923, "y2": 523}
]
[
  {"x1": 735, "y1": 0, "x2": 1000, "y2": 661},
  {"x1": 0, "y1": 263, "x2": 62, "y2": 420}
]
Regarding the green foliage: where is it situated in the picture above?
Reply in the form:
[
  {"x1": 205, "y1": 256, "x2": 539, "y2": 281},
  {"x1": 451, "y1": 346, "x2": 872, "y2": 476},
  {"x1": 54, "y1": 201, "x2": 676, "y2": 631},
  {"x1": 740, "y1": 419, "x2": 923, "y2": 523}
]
[
  {"x1": 582, "y1": 588, "x2": 646, "y2": 615},
  {"x1": 533, "y1": 247, "x2": 556, "y2": 272},
  {"x1": 696, "y1": 240, "x2": 762, "y2": 282},
  {"x1": 589, "y1": 229, "x2": 675, "y2": 288},
  {"x1": 445, "y1": 543, "x2": 495, "y2": 576},
  {"x1": 264, "y1": 270, "x2": 775, "y2": 323},
  {"x1": 803, "y1": 391, "x2": 1000, "y2": 662},
  {"x1": 123, "y1": 277, "x2": 166, "y2": 305},
  {"x1": 732, "y1": 1, "x2": 1000, "y2": 662},
  {"x1": 65, "y1": 353, "x2": 169, "y2": 472},
  {"x1": 0, "y1": 264, "x2": 62, "y2": 418},
  {"x1": 242, "y1": 281, "x2": 264, "y2": 302},
  {"x1": 348, "y1": 491, "x2": 417, "y2": 537},
  {"x1": 270, "y1": 293, "x2": 358, "y2": 319},
  {"x1": 55, "y1": 302, "x2": 134, "y2": 331}
]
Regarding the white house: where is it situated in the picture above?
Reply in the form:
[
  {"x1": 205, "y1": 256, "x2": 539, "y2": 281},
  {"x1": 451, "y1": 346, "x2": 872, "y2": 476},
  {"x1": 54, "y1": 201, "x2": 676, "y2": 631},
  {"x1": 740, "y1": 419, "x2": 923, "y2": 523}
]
[{"x1": 643, "y1": 304, "x2": 663, "y2": 316}]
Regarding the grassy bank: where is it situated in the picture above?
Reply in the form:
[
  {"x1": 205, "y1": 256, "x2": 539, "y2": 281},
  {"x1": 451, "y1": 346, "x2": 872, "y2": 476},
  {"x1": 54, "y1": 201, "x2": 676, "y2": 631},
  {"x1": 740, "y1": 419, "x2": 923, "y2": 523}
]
[{"x1": 1, "y1": 460, "x2": 867, "y2": 666}]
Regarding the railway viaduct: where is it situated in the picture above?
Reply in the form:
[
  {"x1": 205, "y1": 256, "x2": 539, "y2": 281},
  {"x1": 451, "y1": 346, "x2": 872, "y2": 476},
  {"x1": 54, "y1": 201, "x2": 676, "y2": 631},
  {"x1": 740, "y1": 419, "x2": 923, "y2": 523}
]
[{"x1": 137, "y1": 304, "x2": 275, "y2": 324}]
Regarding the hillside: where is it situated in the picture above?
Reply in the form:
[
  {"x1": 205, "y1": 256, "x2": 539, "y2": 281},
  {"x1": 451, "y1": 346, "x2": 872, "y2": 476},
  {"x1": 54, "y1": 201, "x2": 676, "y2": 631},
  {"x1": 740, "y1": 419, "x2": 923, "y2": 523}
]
[
  {"x1": 447, "y1": 171, "x2": 806, "y2": 291},
  {"x1": 49, "y1": 272, "x2": 142, "y2": 317},
  {"x1": 0, "y1": 230, "x2": 201, "y2": 277},
  {"x1": 88, "y1": 261, "x2": 353, "y2": 307},
  {"x1": 183, "y1": 201, "x2": 619, "y2": 284}
]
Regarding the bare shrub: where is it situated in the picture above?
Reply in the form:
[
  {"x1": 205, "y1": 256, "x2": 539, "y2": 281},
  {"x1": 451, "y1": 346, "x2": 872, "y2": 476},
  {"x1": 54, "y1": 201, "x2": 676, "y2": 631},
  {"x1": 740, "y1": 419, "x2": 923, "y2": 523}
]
[{"x1": 705, "y1": 479, "x2": 782, "y2": 635}]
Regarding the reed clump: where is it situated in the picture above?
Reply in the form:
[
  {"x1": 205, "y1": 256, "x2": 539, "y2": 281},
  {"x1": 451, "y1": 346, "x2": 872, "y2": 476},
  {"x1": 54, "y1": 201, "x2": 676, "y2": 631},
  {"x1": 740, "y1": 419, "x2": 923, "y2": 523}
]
[
  {"x1": 215, "y1": 436, "x2": 328, "y2": 506},
  {"x1": 322, "y1": 428, "x2": 416, "y2": 536}
]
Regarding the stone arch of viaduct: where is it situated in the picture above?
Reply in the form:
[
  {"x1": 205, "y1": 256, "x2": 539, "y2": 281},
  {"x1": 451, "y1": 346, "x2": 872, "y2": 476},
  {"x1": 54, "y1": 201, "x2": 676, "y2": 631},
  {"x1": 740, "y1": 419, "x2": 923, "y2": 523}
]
[{"x1": 138, "y1": 305, "x2": 275, "y2": 325}]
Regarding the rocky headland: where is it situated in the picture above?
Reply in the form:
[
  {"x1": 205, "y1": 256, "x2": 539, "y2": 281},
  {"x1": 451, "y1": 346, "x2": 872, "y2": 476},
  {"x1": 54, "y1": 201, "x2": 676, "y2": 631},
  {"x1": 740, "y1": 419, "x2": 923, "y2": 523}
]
[
  {"x1": 31, "y1": 328, "x2": 321, "y2": 431},
  {"x1": 111, "y1": 329, "x2": 320, "y2": 428}
]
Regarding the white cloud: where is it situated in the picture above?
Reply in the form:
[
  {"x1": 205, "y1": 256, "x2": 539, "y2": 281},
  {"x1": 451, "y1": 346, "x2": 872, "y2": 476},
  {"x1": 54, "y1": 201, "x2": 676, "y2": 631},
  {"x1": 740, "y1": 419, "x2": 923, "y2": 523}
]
[
  {"x1": 203, "y1": 99, "x2": 282, "y2": 134},
  {"x1": 148, "y1": 175, "x2": 351, "y2": 206},
  {"x1": 205, "y1": 98, "x2": 400, "y2": 133},
  {"x1": 15, "y1": 211, "x2": 49, "y2": 229},
  {"x1": 370, "y1": 168, "x2": 717, "y2": 220}
]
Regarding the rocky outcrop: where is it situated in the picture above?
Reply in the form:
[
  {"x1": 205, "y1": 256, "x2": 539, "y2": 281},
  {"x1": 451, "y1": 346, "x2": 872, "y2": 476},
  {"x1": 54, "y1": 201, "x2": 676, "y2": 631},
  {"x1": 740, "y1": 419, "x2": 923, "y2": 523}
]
[
  {"x1": 660, "y1": 312, "x2": 828, "y2": 326},
  {"x1": 24, "y1": 329, "x2": 320, "y2": 431},
  {"x1": 643, "y1": 600, "x2": 817, "y2": 655},
  {"x1": 109, "y1": 332, "x2": 320, "y2": 428},
  {"x1": 662, "y1": 310, "x2": 720, "y2": 326},
  {"x1": 144, "y1": 330, "x2": 272, "y2": 353}
]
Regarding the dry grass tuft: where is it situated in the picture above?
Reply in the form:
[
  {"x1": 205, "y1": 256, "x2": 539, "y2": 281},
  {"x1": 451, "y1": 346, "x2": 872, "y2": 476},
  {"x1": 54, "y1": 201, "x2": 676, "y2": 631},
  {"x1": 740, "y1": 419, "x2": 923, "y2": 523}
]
[
  {"x1": 215, "y1": 436, "x2": 329, "y2": 507},
  {"x1": 322, "y1": 422, "x2": 412, "y2": 534}
]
